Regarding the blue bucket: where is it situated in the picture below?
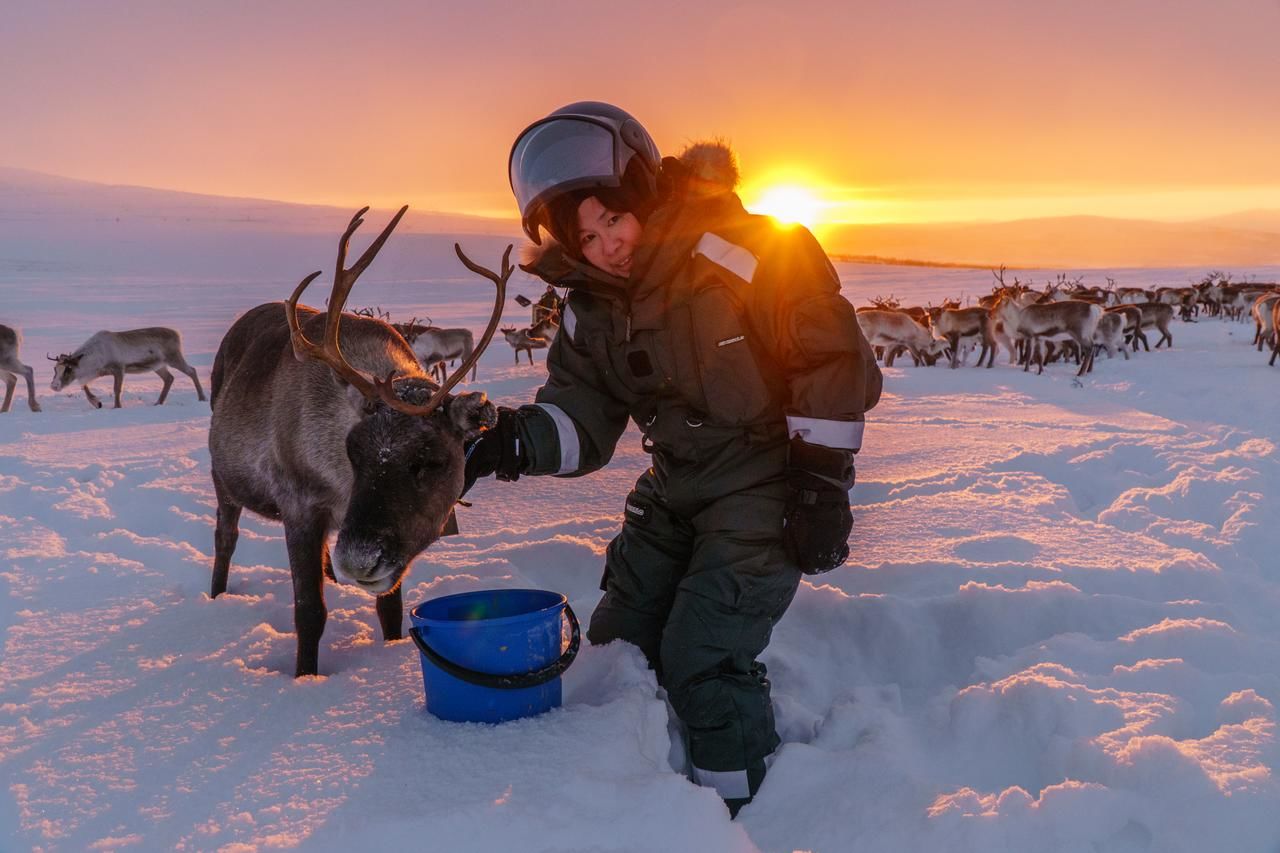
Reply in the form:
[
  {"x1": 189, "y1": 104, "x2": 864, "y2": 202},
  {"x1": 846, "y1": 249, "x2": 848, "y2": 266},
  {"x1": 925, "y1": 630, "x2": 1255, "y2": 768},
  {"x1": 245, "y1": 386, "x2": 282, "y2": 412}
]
[{"x1": 409, "y1": 589, "x2": 580, "y2": 724}]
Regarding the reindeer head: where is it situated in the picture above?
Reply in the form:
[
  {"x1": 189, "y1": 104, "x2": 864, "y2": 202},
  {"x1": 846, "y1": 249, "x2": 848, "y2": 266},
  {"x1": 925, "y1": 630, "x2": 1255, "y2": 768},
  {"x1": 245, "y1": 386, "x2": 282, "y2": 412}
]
[
  {"x1": 283, "y1": 207, "x2": 509, "y2": 593},
  {"x1": 920, "y1": 338, "x2": 948, "y2": 365},
  {"x1": 48, "y1": 353, "x2": 82, "y2": 391},
  {"x1": 332, "y1": 380, "x2": 496, "y2": 593}
]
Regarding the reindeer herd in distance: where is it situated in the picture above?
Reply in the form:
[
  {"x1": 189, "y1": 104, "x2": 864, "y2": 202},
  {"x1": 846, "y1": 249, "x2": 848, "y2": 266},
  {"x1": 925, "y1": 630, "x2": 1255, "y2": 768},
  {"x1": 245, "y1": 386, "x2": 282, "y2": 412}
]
[
  {"x1": 854, "y1": 268, "x2": 1280, "y2": 378},
  {"x1": 3, "y1": 265, "x2": 1277, "y2": 417},
  {"x1": 0, "y1": 245, "x2": 562, "y2": 417}
]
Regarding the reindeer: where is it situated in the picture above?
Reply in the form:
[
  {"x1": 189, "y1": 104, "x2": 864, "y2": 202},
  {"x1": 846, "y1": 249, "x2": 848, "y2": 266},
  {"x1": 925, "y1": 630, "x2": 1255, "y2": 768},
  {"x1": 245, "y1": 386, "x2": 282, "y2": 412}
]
[
  {"x1": 1104, "y1": 304, "x2": 1150, "y2": 352},
  {"x1": 1132, "y1": 302, "x2": 1175, "y2": 349},
  {"x1": 992, "y1": 295, "x2": 1101, "y2": 376},
  {"x1": 501, "y1": 310, "x2": 560, "y2": 365},
  {"x1": 206, "y1": 207, "x2": 503, "y2": 677},
  {"x1": 0, "y1": 324, "x2": 41, "y2": 413},
  {"x1": 411, "y1": 327, "x2": 477, "y2": 383},
  {"x1": 1251, "y1": 292, "x2": 1280, "y2": 352},
  {"x1": 1270, "y1": 299, "x2": 1280, "y2": 366},
  {"x1": 502, "y1": 327, "x2": 549, "y2": 364},
  {"x1": 49, "y1": 328, "x2": 204, "y2": 408},
  {"x1": 1092, "y1": 311, "x2": 1129, "y2": 361},
  {"x1": 855, "y1": 309, "x2": 946, "y2": 367},
  {"x1": 1114, "y1": 287, "x2": 1154, "y2": 306},
  {"x1": 929, "y1": 306, "x2": 996, "y2": 368},
  {"x1": 1219, "y1": 285, "x2": 1271, "y2": 322}
]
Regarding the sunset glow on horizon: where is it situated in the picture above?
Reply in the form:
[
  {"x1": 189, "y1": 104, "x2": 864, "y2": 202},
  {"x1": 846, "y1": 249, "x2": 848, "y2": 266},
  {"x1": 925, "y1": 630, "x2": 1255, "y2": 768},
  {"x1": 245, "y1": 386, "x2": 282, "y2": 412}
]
[
  {"x1": 744, "y1": 184, "x2": 826, "y2": 229},
  {"x1": 5, "y1": 1, "x2": 1280, "y2": 236}
]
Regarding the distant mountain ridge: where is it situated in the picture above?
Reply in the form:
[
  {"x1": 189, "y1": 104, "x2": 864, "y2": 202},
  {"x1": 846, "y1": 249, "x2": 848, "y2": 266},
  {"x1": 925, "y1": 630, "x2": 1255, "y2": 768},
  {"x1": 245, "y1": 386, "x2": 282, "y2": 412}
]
[
  {"x1": 0, "y1": 166, "x2": 521, "y2": 280},
  {"x1": 822, "y1": 213, "x2": 1280, "y2": 268},
  {"x1": 0, "y1": 166, "x2": 519, "y2": 237},
  {"x1": 3, "y1": 166, "x2": 1278, "y2": 269}
]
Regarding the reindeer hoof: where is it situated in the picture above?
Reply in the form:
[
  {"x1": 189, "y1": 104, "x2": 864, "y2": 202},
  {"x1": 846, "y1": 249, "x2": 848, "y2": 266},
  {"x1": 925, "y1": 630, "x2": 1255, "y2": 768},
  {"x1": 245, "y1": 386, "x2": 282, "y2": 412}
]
[{"x1": 30, "y1": 403, "x2": 42, "y2": 412}]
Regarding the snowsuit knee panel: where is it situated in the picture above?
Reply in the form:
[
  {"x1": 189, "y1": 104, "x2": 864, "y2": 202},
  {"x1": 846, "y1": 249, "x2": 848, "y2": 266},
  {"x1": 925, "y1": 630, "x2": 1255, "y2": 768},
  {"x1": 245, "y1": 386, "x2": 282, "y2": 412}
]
[{"x1": 587, "y1": 472, "x2": 695, "y2": 670}]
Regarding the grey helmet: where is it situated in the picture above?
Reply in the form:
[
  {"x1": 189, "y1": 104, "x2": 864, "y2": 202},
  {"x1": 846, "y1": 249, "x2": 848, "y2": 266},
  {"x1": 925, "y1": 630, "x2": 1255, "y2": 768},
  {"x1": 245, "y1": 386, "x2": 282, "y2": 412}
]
[{"x1": 509, "y1": 102, "x2": 661, "y2": 244}]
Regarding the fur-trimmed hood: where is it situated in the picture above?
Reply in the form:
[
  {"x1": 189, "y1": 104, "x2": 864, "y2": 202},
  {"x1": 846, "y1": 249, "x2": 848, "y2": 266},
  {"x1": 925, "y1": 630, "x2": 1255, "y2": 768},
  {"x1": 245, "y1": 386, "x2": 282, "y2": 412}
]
[
  {"x1": 676, "y1": 139, "x2": 739, "y2": 196},
  {"x1": 521, "y1": 139, "x2": 740, "y2": 273}
]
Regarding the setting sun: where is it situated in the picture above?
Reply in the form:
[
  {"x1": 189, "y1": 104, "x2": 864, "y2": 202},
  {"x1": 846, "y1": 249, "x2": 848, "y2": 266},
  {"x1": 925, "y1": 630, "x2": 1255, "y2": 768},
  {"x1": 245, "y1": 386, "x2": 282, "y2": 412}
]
[{"x1": 747, "y1": 184, "x2": 824, "y2": 229}]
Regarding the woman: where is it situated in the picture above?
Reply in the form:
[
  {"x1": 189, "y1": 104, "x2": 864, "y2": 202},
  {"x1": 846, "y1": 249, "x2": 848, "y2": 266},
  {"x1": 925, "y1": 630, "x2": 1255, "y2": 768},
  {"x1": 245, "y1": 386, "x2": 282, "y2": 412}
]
[{"x1": 465, "y1": 102, "x2": 882, "y2": 816}]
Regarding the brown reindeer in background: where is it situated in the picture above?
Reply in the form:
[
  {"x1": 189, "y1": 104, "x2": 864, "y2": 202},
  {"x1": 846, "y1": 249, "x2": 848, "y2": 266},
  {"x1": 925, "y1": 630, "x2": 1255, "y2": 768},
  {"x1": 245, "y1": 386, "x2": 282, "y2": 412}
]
[
  {"x1": 207, "y1": 207, "x2": 505, "y2": 677},
  {"x1": 0, "y1": 325, "x2": 41, "y2": 413}
]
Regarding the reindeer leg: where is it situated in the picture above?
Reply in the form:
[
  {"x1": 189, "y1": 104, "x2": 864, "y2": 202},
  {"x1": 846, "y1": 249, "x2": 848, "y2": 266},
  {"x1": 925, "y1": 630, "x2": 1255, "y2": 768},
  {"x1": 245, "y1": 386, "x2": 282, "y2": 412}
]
[
  {"x1": 154, "y1": 367, "x2": 175, "y2": 405},
  {"x1": 1075, "y1": 336, "x2": 1092, "y2": 377},
  {"x1": 947, "y1": 334, "x2": 960, "y2": 369},
  {"x1": 210, "y1": 473, "x2": 241, "y2": 598},
  {"x1": 375, "y1": 585, "x2": 403, "y2": 641},
  {"x1": 169, "y1": 353, "x2": 206, "y2": 401},
  {"x1": 1, "y1": 371, "x2": 15, "y2": 413},
  {"x1": 111, "y1": 368, "x2": 124, "y2": 408},
  {"x1": 284, "y1": 515, "x2": 328, "y2": 678},
  {"x1": 82, "y1": 384, "x2": 103, "y2": 409},
  {"x1": 21, "y1": 364, "x2": 39, "y2": 412}
]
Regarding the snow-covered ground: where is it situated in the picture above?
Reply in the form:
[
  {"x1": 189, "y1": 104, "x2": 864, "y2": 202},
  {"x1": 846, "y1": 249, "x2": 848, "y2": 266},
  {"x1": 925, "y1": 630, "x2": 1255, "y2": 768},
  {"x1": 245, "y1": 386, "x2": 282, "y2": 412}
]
[{"x1": 2, "y1": 246, "x2": 1279, "y2": 852}]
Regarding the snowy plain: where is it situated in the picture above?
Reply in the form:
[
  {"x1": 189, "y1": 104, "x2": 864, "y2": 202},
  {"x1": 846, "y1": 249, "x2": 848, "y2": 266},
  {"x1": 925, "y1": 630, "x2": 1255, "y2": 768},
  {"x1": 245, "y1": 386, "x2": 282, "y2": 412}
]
[{"x1": 1, "y1": 225, "x2": 1279, "y2": 853}]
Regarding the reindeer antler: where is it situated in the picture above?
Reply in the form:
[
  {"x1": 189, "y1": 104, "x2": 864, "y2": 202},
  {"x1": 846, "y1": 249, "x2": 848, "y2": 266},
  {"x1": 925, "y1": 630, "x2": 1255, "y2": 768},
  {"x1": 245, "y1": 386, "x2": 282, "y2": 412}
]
[
  {"x1": 285, "y1": 205, "x2": 409, "y2": 406},
  {"x1": 360, "y1": 242, "x2": 513, "y2": 417},
  {"x1": 286, "y1": 207, "x2": 510, "y2": 419}
]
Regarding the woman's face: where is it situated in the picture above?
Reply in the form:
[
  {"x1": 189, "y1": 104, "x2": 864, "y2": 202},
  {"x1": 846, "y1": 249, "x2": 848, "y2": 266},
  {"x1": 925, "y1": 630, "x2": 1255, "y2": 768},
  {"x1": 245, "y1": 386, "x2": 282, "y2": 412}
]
[{"x1": 575, "y1": 196, "x2": 642, "y2": 278}]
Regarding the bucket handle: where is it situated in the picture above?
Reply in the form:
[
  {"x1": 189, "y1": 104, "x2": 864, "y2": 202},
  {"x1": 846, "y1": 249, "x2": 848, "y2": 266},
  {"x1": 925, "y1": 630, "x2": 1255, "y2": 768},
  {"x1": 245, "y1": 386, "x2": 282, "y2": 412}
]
[{"x1": 409, "y1": 603, "x2": 581, "y2": 690}]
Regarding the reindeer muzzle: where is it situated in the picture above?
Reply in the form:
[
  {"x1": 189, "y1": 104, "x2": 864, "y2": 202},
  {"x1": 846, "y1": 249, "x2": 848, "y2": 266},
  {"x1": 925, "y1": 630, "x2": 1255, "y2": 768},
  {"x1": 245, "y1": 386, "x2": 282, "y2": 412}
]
[{"x1": 331, "y1": 539, "x2": 401, "y2": 593}]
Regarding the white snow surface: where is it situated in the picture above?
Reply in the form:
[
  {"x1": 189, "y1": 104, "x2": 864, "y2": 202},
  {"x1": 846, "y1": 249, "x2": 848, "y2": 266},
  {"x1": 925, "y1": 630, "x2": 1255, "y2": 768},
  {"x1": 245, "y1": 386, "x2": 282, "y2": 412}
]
[{"x1": 3, "y1": 241, "x2": 1280, "y2": 853}]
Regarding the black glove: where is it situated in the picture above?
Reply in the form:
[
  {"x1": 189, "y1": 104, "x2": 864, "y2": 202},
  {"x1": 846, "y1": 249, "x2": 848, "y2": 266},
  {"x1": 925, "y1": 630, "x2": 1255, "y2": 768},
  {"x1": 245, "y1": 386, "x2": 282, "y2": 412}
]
[
  {"x1": 461, "y1": 407, "x2": 525, "y2": 496},
  {"x1": 783, "y1": 437, "x2": 855, "y2": 574}
]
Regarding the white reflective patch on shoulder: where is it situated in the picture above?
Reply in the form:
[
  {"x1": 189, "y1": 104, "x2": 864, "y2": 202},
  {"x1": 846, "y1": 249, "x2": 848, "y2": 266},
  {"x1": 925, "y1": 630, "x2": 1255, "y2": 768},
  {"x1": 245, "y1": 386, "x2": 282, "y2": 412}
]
[
  {"x1": 561, "y1": 303, "x2": 578, "y2": 339},
  {"x1": 786, "y1": 415, "x2": 865, "y2": 451},
  {"x1": 534, "y1": 402, "x2": 581, "y2": 474},
  {"x1": 693, "y1": 232, "x2": 758, "y2": 284}
]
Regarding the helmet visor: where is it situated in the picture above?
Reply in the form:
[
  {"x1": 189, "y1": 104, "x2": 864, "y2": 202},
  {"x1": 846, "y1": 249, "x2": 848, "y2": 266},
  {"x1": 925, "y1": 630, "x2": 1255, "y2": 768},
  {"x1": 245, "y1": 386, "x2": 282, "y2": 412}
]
[{"x1": 510, "y1": 118, "x2": 621, "y2": 239}]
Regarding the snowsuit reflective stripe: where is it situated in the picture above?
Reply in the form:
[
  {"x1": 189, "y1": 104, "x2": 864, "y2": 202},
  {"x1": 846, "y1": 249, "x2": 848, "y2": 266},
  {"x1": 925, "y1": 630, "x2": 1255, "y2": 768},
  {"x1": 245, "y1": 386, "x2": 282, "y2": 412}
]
[{"x1": 510, "y1": 145, "x2": 881, "y2": 800}]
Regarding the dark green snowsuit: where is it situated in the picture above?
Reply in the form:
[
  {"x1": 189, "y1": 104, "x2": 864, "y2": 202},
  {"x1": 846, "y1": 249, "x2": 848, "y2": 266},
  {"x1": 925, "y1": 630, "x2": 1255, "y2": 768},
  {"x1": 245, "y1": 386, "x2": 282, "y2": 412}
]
[{"x1": 508, "y1": 143, "x2": 881, "y2": 802}]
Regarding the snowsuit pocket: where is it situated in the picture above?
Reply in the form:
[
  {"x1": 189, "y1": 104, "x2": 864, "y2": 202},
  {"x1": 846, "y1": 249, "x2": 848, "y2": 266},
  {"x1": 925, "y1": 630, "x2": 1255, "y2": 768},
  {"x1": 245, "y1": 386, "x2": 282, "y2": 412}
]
[{"x1": 689, "y1": 286, "x2": 775, "y2": 425}]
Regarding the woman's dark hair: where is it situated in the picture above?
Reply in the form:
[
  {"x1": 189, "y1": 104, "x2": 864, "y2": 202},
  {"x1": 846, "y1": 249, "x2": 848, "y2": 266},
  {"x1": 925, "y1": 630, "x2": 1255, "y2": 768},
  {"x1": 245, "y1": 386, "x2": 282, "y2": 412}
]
[{"x1": 544, "y1": 158, "x2": 657, "y2": 258}]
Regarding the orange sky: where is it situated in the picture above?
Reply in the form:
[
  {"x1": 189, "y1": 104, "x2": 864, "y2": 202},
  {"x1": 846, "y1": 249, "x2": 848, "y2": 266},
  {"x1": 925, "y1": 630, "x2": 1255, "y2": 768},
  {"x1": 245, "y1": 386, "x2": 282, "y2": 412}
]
[{"x1": 5, "y1": 1, "x2": 1279, "y2": 226}]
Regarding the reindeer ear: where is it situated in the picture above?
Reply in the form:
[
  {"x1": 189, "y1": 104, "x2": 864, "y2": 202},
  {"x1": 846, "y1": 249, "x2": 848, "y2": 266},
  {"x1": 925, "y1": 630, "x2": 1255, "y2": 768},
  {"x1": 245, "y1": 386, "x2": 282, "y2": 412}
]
[{"x1": 447, "y1": 391, "x2": 497, "y2": 440}]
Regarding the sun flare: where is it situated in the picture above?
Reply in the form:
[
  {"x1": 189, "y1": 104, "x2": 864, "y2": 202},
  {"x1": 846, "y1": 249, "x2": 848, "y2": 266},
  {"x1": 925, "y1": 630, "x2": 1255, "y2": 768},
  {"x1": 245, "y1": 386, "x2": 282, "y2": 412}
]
[{"x1": 747, "y1": 184, "x2": 824, "y2": 229}]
